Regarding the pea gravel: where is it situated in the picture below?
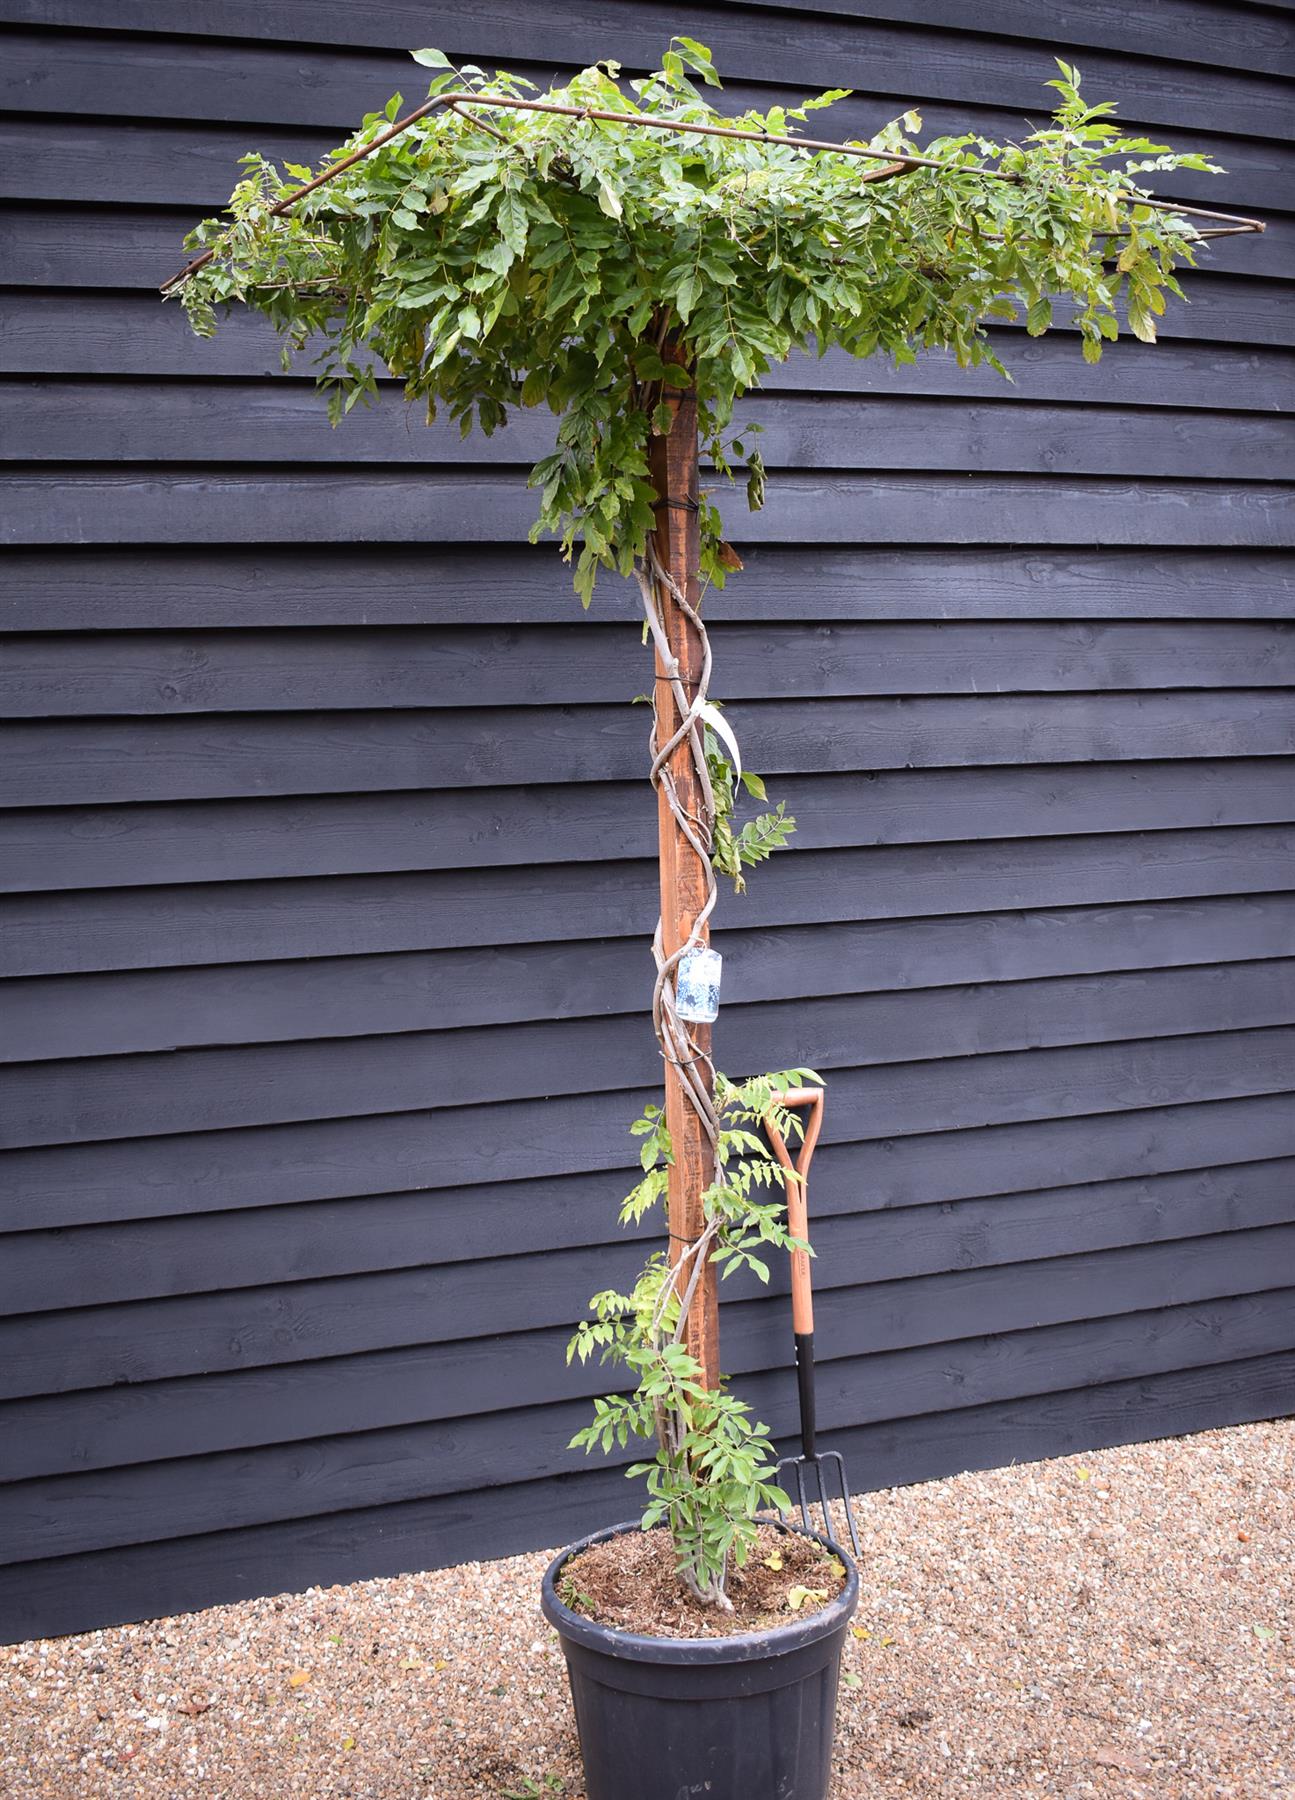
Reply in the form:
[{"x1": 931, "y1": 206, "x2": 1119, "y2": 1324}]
[{"x1": 3, "y1": 1418, "x2": 1289, "y2": 1800}]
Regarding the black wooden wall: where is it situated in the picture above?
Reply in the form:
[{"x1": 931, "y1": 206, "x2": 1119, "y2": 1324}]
[{"x1": 1, "y1": 1, "x2": 1292, "y2": 1643}]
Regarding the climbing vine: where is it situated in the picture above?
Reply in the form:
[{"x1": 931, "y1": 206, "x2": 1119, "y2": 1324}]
[{"x1": 170, "y1": 40, "x2": 1227, "y2": 1604}]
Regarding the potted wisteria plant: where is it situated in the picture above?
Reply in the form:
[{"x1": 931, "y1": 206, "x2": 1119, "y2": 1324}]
[{"x1": 167, "y1": 38, "x2": 1243, "y2": 1799}]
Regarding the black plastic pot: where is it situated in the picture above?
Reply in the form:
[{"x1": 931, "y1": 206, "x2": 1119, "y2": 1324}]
[{"x1": 541, "y1": 1519, "x2": 859, "y2": 1800}]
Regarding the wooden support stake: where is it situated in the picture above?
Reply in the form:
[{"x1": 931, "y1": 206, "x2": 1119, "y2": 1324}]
[{"x1": 648, "y1": 358, "x2": 719, "y2": 1393}]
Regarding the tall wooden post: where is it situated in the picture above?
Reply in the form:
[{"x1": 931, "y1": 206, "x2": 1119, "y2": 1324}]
[{"x1": 648, "y1": 359, "x2": 720, "y2": 1393}]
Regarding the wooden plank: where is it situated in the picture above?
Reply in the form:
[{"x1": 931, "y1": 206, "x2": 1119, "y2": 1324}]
[
  {"x1": 4, "y1": 793, "x2": 1292, "y2": 974},
  {"x1": 2, "y1": 1348, "x2": 1287, "y2": 1642},
  {"x1": 7, "y1": 620, "x2": 1293, "y2": 719},
  {"x1": 5, "y1": 198, "x2": 1292, "y2": 288},
  {"x1": 10, "y1": 892, "x2": 1294, "y2": 1059},
  {"x1": 7, "y1": 760, "x2": 1293, "y2": 896},
  {"x1": 4, "y1": 21, "x2": 1291, "y2": 145},
  {"x1": 3, "y1": 1102, "x2": 1293, "y2": 1314},
  {"x1": 1, "y1": 27, "x2": 1287, "y2": 211},
  {"x1": 7, "y1": 381, "x2": 1293, "y2": 480},
  {"x1": 6, "y1": 296, "x2": 1293, "y2": 411},
  {"x1": 4, "y1": 1144, "x2": 1290, "y2": 1321},
  {"x1": 5, "y1": 692, "x2": 1291, "y2": 809},
  {"x1": 3, "y1": 982, "x2": 1293, "y2": 1150},
  {"x1": 3, "y1": 546, "x2": 1291, "y2": 632},
  {"x1": 4, "y1": 1243, "x2": 1293, "y2": 1483},
  {"x1": 6, "y1": 1234, "x2": 1292, "y2": 1491},
  {"x1": 6, "y1": 468, "x2": 1289, "y2": 550},
  {"x1": 3, "y1": 3, "x2": 1285, "y2": 138},
  {"x1": 13, "y1": 957, "x2": 1294, "y2": 1144},
  {"x1": 7, "y1": 1256, "x2": 1295, "y2": 1505},
  {"x1": 729, "y1": 0, "x2": 1295, "y2": 79},
  {"x1": 2, "y1": 1268, "x2": 1290, "y2": 1558},
  {"x1": 5, "y1": 1077, "x2": 1291, "y2": 1235}
]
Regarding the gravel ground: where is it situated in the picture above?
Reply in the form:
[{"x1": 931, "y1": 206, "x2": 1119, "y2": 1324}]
[{"x1": 3, "y1": 1418, "x2": 1290, "y2": 1800}]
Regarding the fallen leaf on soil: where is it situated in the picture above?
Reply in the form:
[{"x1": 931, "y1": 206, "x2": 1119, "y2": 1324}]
[
  {"x1": 341, "y1": 1736, "x2": 356, "y2": 1751},
  {"x1": 762, "y1": 1551, "x2": 783, "y2": 1571},
  {"x1": 787, "y1": 1586, "x2": 828, "y2": 1612},
  {"x1": 851, "y1": 1627, "x2": 870, "y2": 1640},
  {"x1": 287, "y1": 1670, "x2": 311, "y2": 1689},
  {"x1": 398, "y1": 1657, "x2": 423, "y2": 1671}
]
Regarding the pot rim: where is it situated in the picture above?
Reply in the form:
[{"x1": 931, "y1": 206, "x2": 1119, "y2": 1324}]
[{"x1": 540, "y1": 1516, "x2": 860, "y2": 1665}]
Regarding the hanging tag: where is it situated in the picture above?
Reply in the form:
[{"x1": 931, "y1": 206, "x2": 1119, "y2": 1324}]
[
  {"x1": 699, "y1": 702, "x2": 742, "y2": 781},
  {"x1": 675, "y1": 947, "x2": 722, "y2": 1024}
]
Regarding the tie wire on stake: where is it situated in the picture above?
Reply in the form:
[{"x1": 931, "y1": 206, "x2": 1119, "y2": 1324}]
[{"x1": 160, "y1": 85, "x2": 1267, "y2": 1401}]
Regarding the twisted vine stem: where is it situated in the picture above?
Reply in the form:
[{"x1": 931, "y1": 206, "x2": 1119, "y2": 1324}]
[
  {"x1": 636, "y1": 540, "x2": 721, "y2": 1161},
  {"x1": 634, "y1": 538, "x2": 732, "y2": 1604}
]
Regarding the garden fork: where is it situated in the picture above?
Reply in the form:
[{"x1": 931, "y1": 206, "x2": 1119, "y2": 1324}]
[{"x1": 763, "y1": 1087, "x2": 862, "y2": 1559}]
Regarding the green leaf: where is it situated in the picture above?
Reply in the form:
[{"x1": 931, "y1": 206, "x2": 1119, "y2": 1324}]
[
  {"x1": 1025, "y1": 295, "x2": 1052, "y2": 337},
  {"x1": 597, "y1": 182, "x2": 623, "y2": 220},
  {"x1": 1127, "y1": 299, "x2": 1157, "y2": 344},
  {"x1": 673, "y1": 36, "x2": 722, "y2": 88},
  {"x1": 411, "y1": 47, "x2": 453, "y2": 69},
  {"x1": 496, "y1": 191, "x2": 529, "y2": 256}
]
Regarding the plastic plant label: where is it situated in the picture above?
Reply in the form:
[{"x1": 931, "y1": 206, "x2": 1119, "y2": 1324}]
[{"x1": 676, "y1": 947, "x2": 722, "y2": 1023}]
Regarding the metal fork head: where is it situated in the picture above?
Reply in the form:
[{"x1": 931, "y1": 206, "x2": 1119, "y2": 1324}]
[{"x1": 775, "y1": 1449, "x2": 862, "y2": 1560}]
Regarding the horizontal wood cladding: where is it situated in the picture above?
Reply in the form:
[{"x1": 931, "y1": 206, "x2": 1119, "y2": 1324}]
[
  {"x1": 6, "y1": 972, "x2": 1295, "y2": 1151},
  {"x1": 0, "y1": 1344, "x2": 1285, "y2": 1642},
  {"x1": 4, "y1": 546, "x2": 1291, "y2": 630},
  {"x1": 3, "y1": 1206, "x2": 1292, "y2": 1412},
  {"x1": 5, "y1": 777, "x2": 1293, "y2": 892},
  {"x1": 5, "y1": 1013, "x2": 1295, "y2": 1152},
  {"x1": 5, "y1": 696, "x2": 1292, "y2": 809},
  {"x1": 5, "y1": 1151, "x2": 1291, "y2": 1319},
  {"x1": 9, "y1": 894, "x2": 1295, "y2": 1058},
  {"x1": 3, "y1": 114, "x2": 1288, "y2": 221},
  {"x1": 5, "y1": 297, "x2": 1292, "y2": 390},
  {"x1": 6, "y1": 622, "x2": 1293, "y2": 717},
  {"x1": 0, "y1": 1349, "x2": 1286, "y2": 1642},
  {"x1": 0, "y1": 0, "x2": 1291, "y2": 1641},
  {"x1": 6, "y1": 1085, "x2": 1292, "y2": 1235},
  {"x1": 6, "y1": 202, "x2": 1293, "y2": 285},
  {"x1": 4, "y1": 818, "x2": 1293, "y2": 976},
  {"x1": 3, "y1": 1277, "x2": 1292, "y2": 1561},
  {"x1": 8, "y1": 383, "x2": 1294, "y2": 481},
  {"x1": 2, "y1": 2, "x2": 1286, "y2": 137},
  {"x1": 4, "y1": 24, "x2": 1291, "y2": 137},
  {"x1": 5, "y1": 469, "x2": 1291, "y2": 549}
]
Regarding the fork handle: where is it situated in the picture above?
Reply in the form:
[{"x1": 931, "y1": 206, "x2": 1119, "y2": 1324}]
[{"x1": 795, "y1": 1330, "x2": 817, "y2": 1459}]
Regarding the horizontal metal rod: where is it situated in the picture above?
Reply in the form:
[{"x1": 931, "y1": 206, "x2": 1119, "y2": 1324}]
[{"x1": 159, "y1": 86, "x2": 1264, "y2": 293}]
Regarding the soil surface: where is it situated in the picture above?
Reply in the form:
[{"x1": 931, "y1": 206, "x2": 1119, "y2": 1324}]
[{"x1": 558, "y1": 1522, "x2": 847, "y2": 1636}]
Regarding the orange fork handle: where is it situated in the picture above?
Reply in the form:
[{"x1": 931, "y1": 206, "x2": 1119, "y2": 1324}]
[{"x1": 763, "y1": 1087, "x2": 824, "y2": 1337}]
